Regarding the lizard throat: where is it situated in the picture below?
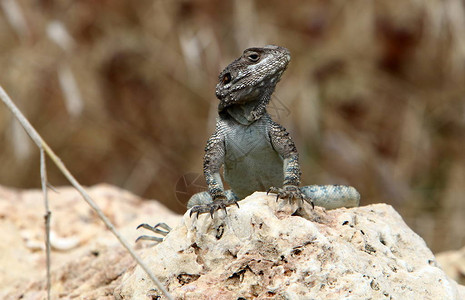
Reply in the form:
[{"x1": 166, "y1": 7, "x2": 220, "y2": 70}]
[{"x1": 223, "y1": 97, "x2": 266, "y2": 125}]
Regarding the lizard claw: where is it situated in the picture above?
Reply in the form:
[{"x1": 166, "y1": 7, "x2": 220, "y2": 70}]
[
  {"x1": 210, "y1": 206, "x2": 215, "y2": 218},
  {"x1": 267, "y1": 185, "x2": 314, "y2": 209},
  {"x1": 267, "y1": 187, "x2": 281, "y2": 202},
  {"x1": 189, "y1": 209, "x2": 198, "y2": 218},
  {"x1": 135, "y1": 222, "x2": 172, "y2": 243}
]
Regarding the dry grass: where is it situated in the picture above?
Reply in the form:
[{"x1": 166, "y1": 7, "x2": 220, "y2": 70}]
[{"x1": 0, "y1": 0, "x2": 464, "y2": 252}]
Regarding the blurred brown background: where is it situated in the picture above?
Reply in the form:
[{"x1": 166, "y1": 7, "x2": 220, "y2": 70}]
[{"x1": 0, "y1": 0, "x2": 464, "y2": 253}]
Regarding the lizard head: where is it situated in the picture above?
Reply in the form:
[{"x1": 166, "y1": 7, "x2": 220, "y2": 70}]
[{"x1": 216, "y1": 45, "x2": 290, "y2": 116}]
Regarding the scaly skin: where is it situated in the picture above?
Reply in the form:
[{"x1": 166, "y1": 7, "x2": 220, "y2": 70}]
[{"x1": 188, "y1": 45, "x2": 360, "y2": 217}]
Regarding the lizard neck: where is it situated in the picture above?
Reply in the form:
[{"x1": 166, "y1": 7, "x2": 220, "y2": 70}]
[{"x1": 225, "y1": 96, "x2": 268, "y2": 125}]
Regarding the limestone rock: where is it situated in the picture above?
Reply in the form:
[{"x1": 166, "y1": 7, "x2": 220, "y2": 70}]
[
  {"x1": 1, "y1": 185, "x2": 463, "y2": 299},
  {"x1": 119, "y1": 192, "x2": 465, "y2": 299},
  {"x1": 0, "y1": 184, "x2": 181, "y2": 299}
]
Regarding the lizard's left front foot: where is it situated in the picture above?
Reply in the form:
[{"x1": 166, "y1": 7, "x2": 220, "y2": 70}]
[{"x1": 267, "y1": 185, "x2": 314, "y2": 209}]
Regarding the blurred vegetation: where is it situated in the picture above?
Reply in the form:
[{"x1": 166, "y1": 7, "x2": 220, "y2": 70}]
[{"x1": 0, "y1": 0, "x2": 464, "y2": 253}]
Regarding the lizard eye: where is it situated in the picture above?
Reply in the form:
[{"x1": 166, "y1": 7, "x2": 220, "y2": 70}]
[
  {"x1": 248, "y1": 53, "x2": 260, "y2": 62},
  {"x1": 222, "y1": 73, "x2": 231, "y2": 84}
]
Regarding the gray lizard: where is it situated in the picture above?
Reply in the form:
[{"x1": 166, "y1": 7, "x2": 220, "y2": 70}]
[
  {"x1": 189, "y1": 45, "x2": 359, "y2": 216},
  {"x1": 137, "y1": 45, "x2": 359, "y2": 240}
]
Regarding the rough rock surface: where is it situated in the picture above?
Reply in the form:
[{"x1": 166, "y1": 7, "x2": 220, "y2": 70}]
[
  {"x1": 119, "y1": 193, "x2": 465, "y2": 299},
  {"x1": 0, "y1": 184, "x2": 181, "y2": 299},
  {"x1": 1, "y1": 185, "x2": 464, "y2": 299}
]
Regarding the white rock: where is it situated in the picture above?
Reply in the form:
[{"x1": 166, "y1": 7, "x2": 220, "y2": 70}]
[{"x1": 119, "y1": 192, "x2": 465, "y2": 299}]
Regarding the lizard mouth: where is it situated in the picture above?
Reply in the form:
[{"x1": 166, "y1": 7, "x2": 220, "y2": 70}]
[{"x1": 217, "y1": 70, "x2": 287, "y2": 113}]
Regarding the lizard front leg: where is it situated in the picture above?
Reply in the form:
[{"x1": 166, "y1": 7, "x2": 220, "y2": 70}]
[
  {"x1": 267, "y1": 120, "x2": 315, "y2": 208},
  {"x1": 267, "y1": 157, "x2": 314, "y2": 208},
  {"x1": 189, "y1": 172, "x2": 239, "y2": 218},
  {"x1": 266, "y1": 120, "x2": 360, "y2": 209},
  {"x1": 190, "y1": 123, "x2": 239, "y2": 218}
]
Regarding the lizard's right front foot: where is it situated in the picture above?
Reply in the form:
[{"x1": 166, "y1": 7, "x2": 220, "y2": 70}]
[{"x1": 190, "y1": 196, "x2": 240, "y2": 218}]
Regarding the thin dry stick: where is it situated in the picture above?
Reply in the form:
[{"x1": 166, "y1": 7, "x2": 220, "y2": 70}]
[
  {"x1": 0, "y1": 86, "x2": 173, "y2": 300},
  {"x1": 40, "y1": 149, "x2": 51, "y2": 299}
]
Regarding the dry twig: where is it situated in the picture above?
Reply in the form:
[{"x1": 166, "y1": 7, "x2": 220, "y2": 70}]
[
  {"x1": 0, "y1": 85, "x2": 173, "y2": 300},
  {"x1": 40, "y1": 149, "x2": 51, "y2": 299}
]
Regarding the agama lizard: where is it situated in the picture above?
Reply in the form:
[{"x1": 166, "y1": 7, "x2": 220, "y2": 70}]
[
  {"x1": 137, "y1": 45, "x2": 359, "y2": 241},
  {"x1": 188, "y1": 45, "x2": 360, "y2": 216}
]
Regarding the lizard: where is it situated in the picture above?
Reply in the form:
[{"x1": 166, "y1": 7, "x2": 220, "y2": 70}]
[{"x1": 137, "y1": 45, "x2": 360, "y2": 241}]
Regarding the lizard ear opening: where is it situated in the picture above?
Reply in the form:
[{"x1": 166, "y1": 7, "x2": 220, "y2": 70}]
[{"x1": 222, "y1": 73, "x2": 231, "y2": 84}]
